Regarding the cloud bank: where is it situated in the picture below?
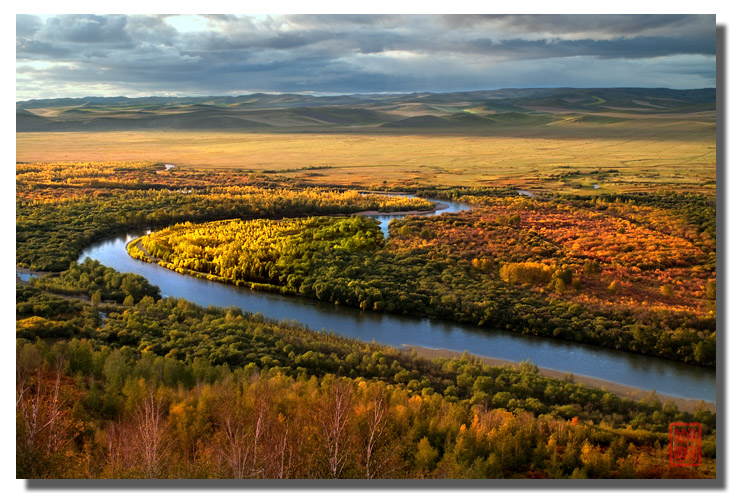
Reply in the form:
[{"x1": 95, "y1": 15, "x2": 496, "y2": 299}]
[{"x1": 16, "y1": 14, "x2": 716, "y2": 100}]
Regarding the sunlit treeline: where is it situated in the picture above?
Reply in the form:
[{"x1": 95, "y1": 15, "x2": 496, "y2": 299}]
[
  {"x1": 17, "y1": 161, "x2": 430, "y2": 270},
  {"x1": 132, "y1": 193, "x2": 716, "y2": 366},
  {"x1": 136, "y1": 216, "x2": 383, "y2": 288},
  {"x1": 16, "y1": 337, "x2": 715, "y2": 479}
]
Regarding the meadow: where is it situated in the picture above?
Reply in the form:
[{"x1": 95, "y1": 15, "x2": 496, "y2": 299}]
[{"x1": 16, "y1": 128, "x2": 715, "y2": 193}]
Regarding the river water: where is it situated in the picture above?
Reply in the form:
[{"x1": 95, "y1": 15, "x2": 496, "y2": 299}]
[
  {"x1": 361, "y1": 195, "x2": 472, "y2": 237},
  {"x1": 78, "y1": 199, "x2": 716, "y2": 402}
]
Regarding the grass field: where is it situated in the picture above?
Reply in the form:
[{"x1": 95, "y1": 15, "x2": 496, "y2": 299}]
[{"x1": 16, "y1": 129, "x2": 715, "y2": 193}]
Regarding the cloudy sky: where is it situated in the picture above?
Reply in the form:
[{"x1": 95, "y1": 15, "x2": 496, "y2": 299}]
[{"x1": 15, "y1": 14, "x2": 716, "y2": 100}]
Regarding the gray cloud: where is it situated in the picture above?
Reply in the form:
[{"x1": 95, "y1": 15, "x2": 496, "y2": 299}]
[
  {"x1": 442, "y1": 14, "x2": 714, "y2": 39},
  {"x1": 460, "y1": 36, "x2": 716, "y2": 61},
  {"x1": 16, "y1": 15, "x2": 43, "y2": 38},
  {"x1": 15, "y1": 14, "x2": 716, "y2": 100},
  {"x1": 124, "y1": 15, "x2": 179, "y2": 46},
  {"x1": 16, "y1": 39, "x2": 71, "y2": 60},
  {"x1": 36, "y1": 15, "x2": 131, "y2": 44}
]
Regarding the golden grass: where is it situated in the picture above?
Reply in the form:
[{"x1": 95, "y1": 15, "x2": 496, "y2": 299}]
[{"x1": 16, "y1": 131, "x2": 715, "y2": 192}]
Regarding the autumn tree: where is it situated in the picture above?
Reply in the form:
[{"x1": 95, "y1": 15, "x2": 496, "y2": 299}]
[
  {"x1": 16, "y1": 342, "x2": 82, "y2": 477},
  {"x1": 132, "y1": 381, "x2": 170, "y2": 478},
  {"x1": 318, "y1": 379, "x2": 355, "y2": 478}
]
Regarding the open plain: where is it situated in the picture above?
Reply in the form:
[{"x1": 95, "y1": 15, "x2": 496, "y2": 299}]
[{"x1": 16, "y1": 130, "x2": 715, "y2": 192}]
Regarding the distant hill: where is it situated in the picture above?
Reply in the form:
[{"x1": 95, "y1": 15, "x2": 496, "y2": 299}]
[
  {"x1": 381, "y1": 115, "x2": 459, "y2": 128},
  {"x1": 16, "y1": 88, "x2": 715, "y2": 132},
  {"x1": 16, "y1": 110, "x2": 48, "y2": 131}
]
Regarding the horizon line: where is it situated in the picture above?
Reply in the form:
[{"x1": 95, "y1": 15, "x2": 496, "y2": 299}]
[{"x1": 15, "y1": 86, "x2": 718, "y2": 104}]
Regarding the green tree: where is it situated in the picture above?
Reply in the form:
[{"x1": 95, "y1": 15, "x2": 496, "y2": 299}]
[{"x1": 414, "y1": 437, "x2": 439, "y2": 474}]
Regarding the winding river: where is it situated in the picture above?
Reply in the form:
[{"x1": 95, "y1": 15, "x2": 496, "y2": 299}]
[
  {"x1": 78, "y1": 197, "x2": 716, "y2": 402},
  {"x1": 363, "y1": 196, "x2": 472, "y2": 237}
]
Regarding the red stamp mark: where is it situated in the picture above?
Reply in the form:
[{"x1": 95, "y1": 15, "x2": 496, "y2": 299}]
[{"x1": 669, "y1": 422, "x2": 701, "y2": 467}]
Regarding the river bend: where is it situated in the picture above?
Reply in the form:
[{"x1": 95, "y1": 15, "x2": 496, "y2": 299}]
[{"x1": 78, "y1": 198, "x2": 715, "y2": 402}]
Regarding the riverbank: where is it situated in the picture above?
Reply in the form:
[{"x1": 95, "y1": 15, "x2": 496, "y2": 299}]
[
  {"x1": 355, "y1": 201, "x2": 448, "y2": 217},
  {"x1": 79, "y1": 190, "x2": 715, "y2": 403},
  {"x1": 16, "y1": 267, "x2": 52, "y2": 285},
  {"x1": 16, "y1": 274, "x2": 125, "y2": 314},
  {"x1": 402, "y1": 345, "x2": 715, "y2": 414}
]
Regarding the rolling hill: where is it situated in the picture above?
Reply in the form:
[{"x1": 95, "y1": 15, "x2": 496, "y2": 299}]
[{"x1": 16, "y1": 87, "x2": 715, "y2": 133}]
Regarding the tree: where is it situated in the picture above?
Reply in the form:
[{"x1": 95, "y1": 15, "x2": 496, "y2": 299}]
[
  {"x1": 133, "y1": 382, "x2": 169, "y2": 478},
  {"x1": 359, "y1": 385, "x2": 399, "y2": 479},
  {"x1": 212, "y1": 381, "x2": 252, "y2": 479},
  {"x1": 584, "y1": 260, "x2": 601, "y2": 275},
  {"x1": 319, "y1": 380, "x2": 353, "y2": 478},
  {"x1": 414, "y1": 437, "x2": 439, "y2": 475},
  {"x1": 16, "y1": 345, "x2": 81, "y2": 477}
]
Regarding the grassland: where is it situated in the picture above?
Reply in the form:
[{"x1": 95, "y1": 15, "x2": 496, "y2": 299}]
[
  {"x1": 17, "y1": 88, "x2": 715, "y2": 193},
  {"x1": 16, "y1": 128, "x2": 715, "y2": 193}
]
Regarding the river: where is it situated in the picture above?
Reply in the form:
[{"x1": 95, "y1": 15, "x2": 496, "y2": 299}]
[
  {"x1": 78, "y1": 198, "x2": 716, "y2": 402},
  {"x1": 359, "y1": 194, "x2": 472, "y2": 237}
]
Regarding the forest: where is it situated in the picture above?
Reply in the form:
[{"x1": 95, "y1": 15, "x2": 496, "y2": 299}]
[
  {"x1": 16, "y1": 268, "x2": 716, "y2": 478},
  {"x1": 16, "y1": 161, "x2": 717, "y2": 478},
  {"x1": 16, "y1": 161, "x2": 430, "y2": 270},
  {"x1": 132, "y1": 189, "x2": 716, "y2": 366}
]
